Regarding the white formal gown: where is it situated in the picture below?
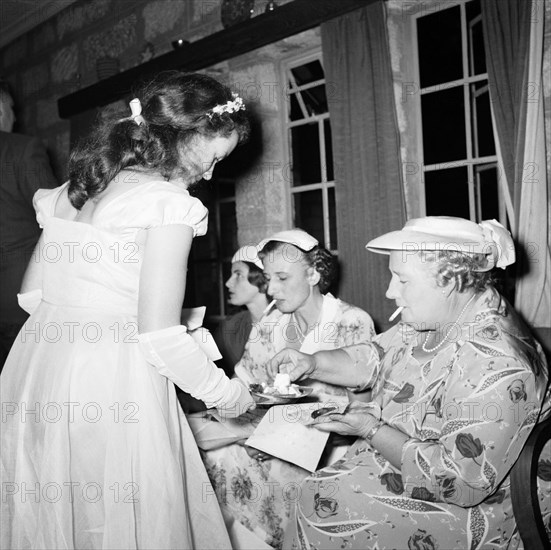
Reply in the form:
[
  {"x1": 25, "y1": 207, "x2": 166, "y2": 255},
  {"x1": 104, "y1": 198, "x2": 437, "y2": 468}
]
[{"x1": 0, "y1": 175, "x2": 232, "y2": 550}]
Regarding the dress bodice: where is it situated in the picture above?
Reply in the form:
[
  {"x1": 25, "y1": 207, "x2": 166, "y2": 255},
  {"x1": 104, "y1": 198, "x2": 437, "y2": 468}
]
[{"x1": 33, "y1": 176, "x2": 208, "y2": 316}]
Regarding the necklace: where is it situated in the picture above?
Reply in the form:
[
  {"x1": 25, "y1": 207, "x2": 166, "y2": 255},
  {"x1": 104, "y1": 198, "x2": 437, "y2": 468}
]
[{"x1": 422, "y1": 293, "x2": 477, "y2": 353}]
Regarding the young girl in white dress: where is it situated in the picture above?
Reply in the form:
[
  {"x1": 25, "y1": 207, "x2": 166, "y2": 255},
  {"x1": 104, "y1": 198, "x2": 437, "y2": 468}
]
[{"x1": 1, "y1": 71, "x2": 254, "y2": 550}]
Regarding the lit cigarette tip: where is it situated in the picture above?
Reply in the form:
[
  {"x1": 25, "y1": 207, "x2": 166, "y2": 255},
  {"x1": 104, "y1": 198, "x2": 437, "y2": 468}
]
[
  {"x1": 262, "y1": 299, "x2": 277, "y2": 316},
  {"x1": 388, "y1": 306, "x2": 404, "y2": 322}
]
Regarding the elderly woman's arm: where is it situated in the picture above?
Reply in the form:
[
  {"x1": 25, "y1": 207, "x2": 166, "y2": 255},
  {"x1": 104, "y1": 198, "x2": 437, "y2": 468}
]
[
  {"x1": 267, "y1": 306, "x2": 382, "y2": 390},
  {"x1": 267, "y1": 343, "x2": 381, "y2": 390},
  {"x1": 315, "y1": 401, "x2": 409, "y2": 468}
]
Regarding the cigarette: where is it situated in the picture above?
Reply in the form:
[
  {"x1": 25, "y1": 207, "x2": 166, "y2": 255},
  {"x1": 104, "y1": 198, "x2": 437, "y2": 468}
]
[
  {"x1": 388, "y1": 306, "x2": 404, "y2": 322},
  {"x1": 262, "y1": 299, "x2": 276, "y2": 316}
]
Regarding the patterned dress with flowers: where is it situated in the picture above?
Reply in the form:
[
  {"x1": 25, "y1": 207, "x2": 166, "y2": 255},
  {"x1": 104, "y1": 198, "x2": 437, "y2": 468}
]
[
  {"x1": 284, "y1": 288, "x2": 550, "y2": 549},
  {"x1": 203, "y1": 294, "x2": 377, "y2": 550}
]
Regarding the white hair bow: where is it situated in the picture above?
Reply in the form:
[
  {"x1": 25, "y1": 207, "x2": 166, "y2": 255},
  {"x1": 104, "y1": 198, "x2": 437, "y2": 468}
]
[
  {"x1": 129, "y1": 98, "x2": 145, "y2": 126},
  {"x1": 479, "y1": 219, "x2": 515, "y2": 269}
]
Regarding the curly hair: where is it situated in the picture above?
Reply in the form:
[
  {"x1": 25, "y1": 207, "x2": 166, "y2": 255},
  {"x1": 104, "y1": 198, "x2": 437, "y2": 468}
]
[
  {"x1": 259, "y1": 241, "x2": 338, "y2": 294},
  {"x1": 244, "y1": 261, "x2": 268, "y2": 294},
  {"x1": 420, "y1": 250, "x2": 495, "y2": 292},
  {"x1": 68, "y1": 71, "x2": 251, "y2": 209}
]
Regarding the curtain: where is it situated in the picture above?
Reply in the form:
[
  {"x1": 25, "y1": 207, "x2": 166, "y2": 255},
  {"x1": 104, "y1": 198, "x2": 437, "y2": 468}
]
[
  {"x1": 482, "y1": 0, "x2": 551, "y2": 338},
  {"x1": 321, "y1": 1, "x2": 406, "y2": 332}
]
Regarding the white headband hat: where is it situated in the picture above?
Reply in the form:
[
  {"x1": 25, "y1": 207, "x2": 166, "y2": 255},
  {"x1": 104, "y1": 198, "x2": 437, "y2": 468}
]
[
  {"x1": 366, "y1": 216, "x2": 515, "y2": 271},
  {"x1": 257, "y1": 229, "x2": 318, "y2": 253},
  {"x1": 231, "y1": 245, "x2": 263, "y2": 269}
]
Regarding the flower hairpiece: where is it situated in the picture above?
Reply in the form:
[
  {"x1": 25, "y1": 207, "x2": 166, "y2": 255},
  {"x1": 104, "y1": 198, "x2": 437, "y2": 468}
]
[
  {"x1": 207, "y1": 93, "x2": 245, "y2": 119},
  {"x1": 129, "y1": 98, "x2": 145, "y2": 126}
]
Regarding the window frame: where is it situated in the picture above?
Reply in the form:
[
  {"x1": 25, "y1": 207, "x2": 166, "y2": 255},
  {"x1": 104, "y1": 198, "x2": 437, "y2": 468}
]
[
  {"x1": 186, "y1": 178, "x2": 237, "y2": 324},
  {"x1": 280, "y1": 48, "x2": 337, "y2": 251},
  {"x1": 407, "y1": 0, "x2": 511, "y2": 225}
]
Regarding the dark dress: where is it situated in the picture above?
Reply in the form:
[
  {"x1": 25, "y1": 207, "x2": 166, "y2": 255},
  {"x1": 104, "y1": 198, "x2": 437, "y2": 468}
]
[{"x1": 214, "y1": 309, "x2": 252, "y2": 377}]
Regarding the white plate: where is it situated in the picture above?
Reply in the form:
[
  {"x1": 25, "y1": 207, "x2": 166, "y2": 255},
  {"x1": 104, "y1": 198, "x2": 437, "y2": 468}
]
[{"x1": 251, "y1": 386, "x2": 314, "y2": 404}]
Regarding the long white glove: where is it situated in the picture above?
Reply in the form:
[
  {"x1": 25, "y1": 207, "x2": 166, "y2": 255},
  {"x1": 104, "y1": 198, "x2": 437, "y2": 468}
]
[
  {"x1": 17, "y1": 289, "x2": 42, "y2": 315},
  {"x1": 138, "y1": 325, "x2": 254, "y2": 417}
]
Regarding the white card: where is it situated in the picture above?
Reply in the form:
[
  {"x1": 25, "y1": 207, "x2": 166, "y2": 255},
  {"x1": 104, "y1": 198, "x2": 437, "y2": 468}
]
[{"x1": 245, "y1": 404, "x2": 331, "y2": 472}]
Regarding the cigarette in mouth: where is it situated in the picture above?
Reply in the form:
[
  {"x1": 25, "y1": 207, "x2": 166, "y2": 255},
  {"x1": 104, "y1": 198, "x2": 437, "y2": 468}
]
[
  {"x1": 262, "y1": 299, "x2": 277, "y2": 316},
  {"x1": 388, "y1": 306, "x2": 404, "y2": 322}
]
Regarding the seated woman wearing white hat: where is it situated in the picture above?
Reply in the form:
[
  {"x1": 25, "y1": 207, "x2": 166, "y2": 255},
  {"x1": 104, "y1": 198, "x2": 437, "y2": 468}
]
[
  {"x1": 203, "y1": 229, "x2": 376, "y2": 550},
  {"x1": 215, "y1": 245, "x2": 271, "y2": 377},
  {"x1": 234, "y1": 228, "x2": 377, "y2": 399},
  {"x1": 270, "y1": 217, "x2": 550, "y2": 550}
]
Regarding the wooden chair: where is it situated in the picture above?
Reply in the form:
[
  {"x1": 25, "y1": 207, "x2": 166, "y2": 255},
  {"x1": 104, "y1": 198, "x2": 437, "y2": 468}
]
[{"x1": 510, "y1": 415, "x2": 551, "y2": 550}]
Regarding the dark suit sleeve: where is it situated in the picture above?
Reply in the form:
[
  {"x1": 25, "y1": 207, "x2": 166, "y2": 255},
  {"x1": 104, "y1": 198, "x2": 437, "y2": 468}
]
[{"x1": 18, "y1": 137, "x2": 58, "y2": 203}]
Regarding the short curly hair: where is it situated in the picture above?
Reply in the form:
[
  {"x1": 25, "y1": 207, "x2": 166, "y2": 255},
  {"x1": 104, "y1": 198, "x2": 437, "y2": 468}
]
[
  {"x1": 420, "y1": 250, "x2": 495, "y2": 292},
  {"x1": 244, "y1": 261, "x2": 268, "y2": 294},
  {"x1": 259, "y1": 241, "x2": 338, "y2": 294}
]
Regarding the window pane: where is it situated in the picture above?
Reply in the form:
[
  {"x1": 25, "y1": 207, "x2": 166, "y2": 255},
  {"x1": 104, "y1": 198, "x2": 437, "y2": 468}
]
[
  {"x1": 417, "y1": 5, "x2": 462, "y2": 88},
  {"x1": 467, "y1": 1, "x2": 486, "y2": 76},
  {"x1": 301, "y1": 85, "x2": 328, "y2": 116},
  {"x1": 217, "y1": 181, "x2": 236, "y2": 200},
  {"x1": 472, "y1": 85, "x2": 495, "y2": 157},
  {"x1": 289, "y1": 93, "x2": 304, "y2": 121},
  {"x1": 293, "y1": 190, "x2": 325, "y2": 245},
  {"x1": 475, "y1": 165, "x2": 500, "y2": 221},
  {"x1": 219, "y1": 202, "x2": 238, "y2": 255},
  {"x1": 193, "y1": 261, "x2": 221, "y2": 315},
  {"x1": 324, "y1": 120, "x2": 333, "y2": 181},
  {"x1": 328, "y1": 186, "x2": 337, "y2": 250},
  {"x1": 422, "y1": 87, "x2": 466, "y2": 164},
  {"x1": 289, "y1": 86, "x2": 328, "y2": 120},
  {"x1": 291, "y1": 123, "x2": 321, "y2": 185},
  {"x1": 425, "y1": 167, "x2": 470, "y2": 218},
  {"x1": 290, "y1": 60, "x2": 324, "y2": 86},
  {"x1": 192, "y1": 232, "x2": 217, "y2": 261}
]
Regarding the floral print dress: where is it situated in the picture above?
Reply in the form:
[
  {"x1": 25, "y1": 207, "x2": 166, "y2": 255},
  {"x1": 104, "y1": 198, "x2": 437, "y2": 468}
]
[
  {"x1": 203, "y1": 294, "x2": 376, "y2": 549},
  {"x1": 284, "y1": 288, "x2": 550, "y2": 550}
]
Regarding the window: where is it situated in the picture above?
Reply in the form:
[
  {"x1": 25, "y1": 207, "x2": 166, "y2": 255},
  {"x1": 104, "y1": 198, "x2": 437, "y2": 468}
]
[
  {"x1": 283, "y1": 52, "x2": 337, "y2": 250},
  {"x1": 413, "y1": 0, "x2": 507, "y2": 224},
  {"x1": 185, "y1": 178, "x2": 238, "y2": 324}
]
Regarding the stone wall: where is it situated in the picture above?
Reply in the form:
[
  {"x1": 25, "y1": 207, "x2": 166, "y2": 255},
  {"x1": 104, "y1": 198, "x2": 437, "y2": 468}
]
[
  {"x1": 0, "y1": 0, "x2": 305, "y2": 244},
  {"x1": 7, "y1": 0, "x2": 546, "y2": 245}
]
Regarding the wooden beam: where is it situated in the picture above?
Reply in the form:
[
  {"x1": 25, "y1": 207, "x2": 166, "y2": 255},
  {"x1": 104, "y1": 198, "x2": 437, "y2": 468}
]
[{"x1": 57, "y1": 0, "x2": 374, "y2": 119}]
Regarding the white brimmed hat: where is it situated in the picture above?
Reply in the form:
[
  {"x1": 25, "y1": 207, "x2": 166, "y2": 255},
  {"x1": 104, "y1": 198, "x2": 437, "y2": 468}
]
[
  {"x1": 366, "y1": 216, "x2": 515, "y2": 271},
  {"x1": 257, "y1": 229, "x2": 318, "y2": 253},
  {"x1": 231, "y1": 245, "x2": 263, "y2": 269}
]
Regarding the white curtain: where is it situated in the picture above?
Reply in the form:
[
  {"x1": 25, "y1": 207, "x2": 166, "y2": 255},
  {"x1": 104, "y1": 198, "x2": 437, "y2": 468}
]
[{"x1": 514, "y1": 6, "x2": 550, "y2": 331}]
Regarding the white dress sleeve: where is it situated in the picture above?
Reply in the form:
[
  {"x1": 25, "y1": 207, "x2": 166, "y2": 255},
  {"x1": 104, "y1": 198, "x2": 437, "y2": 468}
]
[
  {"x1": 132, "y1": 184, "x2": 209, "y2": 237},
  {"x1": 33, "y1": 182, "x2": 67, "y2": 228}
]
